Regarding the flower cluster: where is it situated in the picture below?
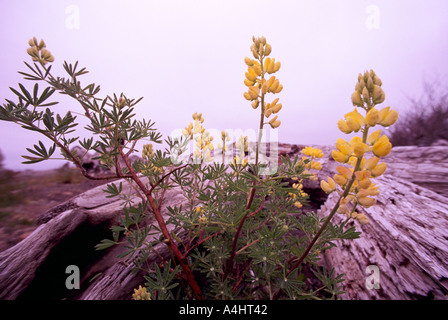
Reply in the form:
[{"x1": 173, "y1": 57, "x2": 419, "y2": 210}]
[
  {"x1": 26, "y1": 37, "x2": 54, "y2": 65},
  {"x1": 321, "y1": 70, "x2": 398, "y2": 225},
  {"x1": 288, "y1": 146, "x2": 324, "y2": 208},
  {"x1": 244, "y1": 36, "x2": 283, "y2": 129},
  {"x1": 132, "y1": 285, "x2": 151, "y2": 300},
  {"x1": 142, "y1": 143, "x2": 163, "y2": 175}
]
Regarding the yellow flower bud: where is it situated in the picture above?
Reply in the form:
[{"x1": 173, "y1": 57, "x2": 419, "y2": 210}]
[
  {"x1": 265, "y1": 106, "x2": 273, "y2": 117},
  {"x1": 264, "y1": 58, "x2": 272, "y2": 73},
  {"x1": 358, "y1": 177, "x2": 372, "y2": 189},
  {"x1": 294, "y1": 201, "x2": 303, "y2": 208},
  {"x1": 264, "y1": 43, "x2": 272, "y2": 56},
  {"x1": 356, "y1": 213, "x2": 370, "y2": 225},
  {"x1": 244, "y1": 57, "x2": 254, "y2": 66},
  {"x1": 245, "y1": 68, "x2": 257, "y2": 82},
  {"x1": 373, "y1": 76, "x2": 382, "y2": 86},
  {"x1": 38, "y1": 39, "x2": 46, "y2": 50},
  {"x1": 362, "y1": 86, "x2": 370, "y2": 102},
  {"x1": 357, "y1": 196, "x2": 376, "y2": 208},
  {"x1": 367, "y1": 76, "x2": 374, "y2": 91},
  {"x1": 253, "y1": 62, "x2": 262, "y2": 76},
  {"x1": 371, "y1": 135, "x2": 392, "y2": 157},
  {"x1": 269, "y1": 115, "x2": 281, "y2": 128},
  {"x1": 251, "y1": 45, "x2": 259, "y2": 59},
  {"x1": 337, "y1": 119, "x2": 352, "y2": 134},
  {"x1": 26, "y1": 46, "x2": 39, "y2": 58},
  {"x1": 244, "y1": 86, "x2": 259, "y2": 100},
  {"x1": 273, "y1": 61, "x2": 281, "y2": 73},
  {"x1": 365, "y1": 107, "x2": 380, "y2": 126},
  {"x1": 270, "y1": 103, "x2": 282, "y2": 114},
  {"x1": 372, "y1": 85, "x2": 385, "y2": 104},
  {"x1": 251, "y1": 100, "x2": 259, "y2": 109},
  {"x1": 244, "y1": 79, "x2": 255, "y2": 87},
  {"x1": 351, "y1": 91, "x2": 363, "y2": 107}
]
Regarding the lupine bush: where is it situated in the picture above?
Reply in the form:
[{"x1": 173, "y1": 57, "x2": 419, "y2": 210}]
[{"x1": 0, "y1": 36, "x2": 398, "y2": 300}]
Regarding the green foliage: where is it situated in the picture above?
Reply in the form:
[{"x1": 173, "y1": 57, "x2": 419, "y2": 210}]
[{"x1": 0, "y1": 37, "x2": 369, "y2": 301}]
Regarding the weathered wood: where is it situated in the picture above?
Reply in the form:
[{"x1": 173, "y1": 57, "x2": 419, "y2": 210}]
[
  {"x1": 1, "y1": 144, "x2": 447, "y2": 300},
  {"x1": 317, "y1": 148, "x2": 448, "y2": 300}
]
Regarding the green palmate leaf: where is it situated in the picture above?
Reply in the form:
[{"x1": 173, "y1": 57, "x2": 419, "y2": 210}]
[
  {"x1": 22, "y1": 141, "x2": 55, "y2": 164},
  {"x1": 18, "y1": 83, "x2": 33, "y2": 103},
  {"x1": 95, "y1": 239, "x2": 117, "y2": 251},
  {"x1": 103, "y1": 181, "x2": 123, "y2": 198},
  {"x1": 36, "y1": 86, "x2": 56, "y2": 106}
]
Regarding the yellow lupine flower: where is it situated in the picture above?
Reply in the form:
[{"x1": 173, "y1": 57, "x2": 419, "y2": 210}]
[
  {"x1": 268, "y1": 115, "x2": 281, "y2": 129},
  {"x1": 370, "y1": 162, "x2": 387, "y2": 177},
  {"x1": 357, "y1": 196, "x2": 376, "y2": 208},
  {"x1": 378, "y1": 106, "x2": 399, "y2": 127},
  {"x1": 367, "y1": 129, "x2": 382, "y2": 145},
  {"x1": 302, "y1": 146, "x2": 324, "y2": 158},
  {"x1": 244, "y1": 79, "x2": 255, "y2": 87},
  {"x1": 365, "y1": 156, "x2": 380, "y2": 171},
  {"x1": 344, "y1": 108, "x2": 364, "y2": 132},
  {"x1": 356, "y1": 213, "x2": 370, "y2": 225},
  {"x1": 332, "y1": 150, "x2": 349, "y2": 163},
  {"x1": 365, "y1": 107, "x2": 380, "y2": 126},
  {"x1": 350, "y1": 136, "x2": 370, "y2": 158},
  {"x1": 335, "y1": 138, "x2": 353, "y2": 156},
  {"x1": 333, "y1": 173, "x2": 347, "y2": 186},
  {"x1": 244, "y1": 86, "x2": 259, "y2": 101},
  {"x1": 245, "y1": 68, "x2": 257, "y2": 81},
  {"x1": 309, "y1": 161, "x2": 322, "y2": 170},
  {"x1": 244, "y1": 57, "x2": 254, "y2": 66},
  {"x1": 337, "y1": 119, "x2": 352, "y2": 134},
  {"x1": 321, "y1": 176, "x2": 336, "y2": 194},
  {"x1": 371, "y1": 135, "x2": 392, "y2": 157}
]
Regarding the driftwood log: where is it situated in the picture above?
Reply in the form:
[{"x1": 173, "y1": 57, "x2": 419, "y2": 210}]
[
  {"x1": 0, "y1": 177, "x2": 188, "y2": 300},
  {"x1": 315, "y1": 145, "x2": 448, "y2": 299},
  {"x1": 0, "y1": 144, "x2": 447, "y2": 300}
]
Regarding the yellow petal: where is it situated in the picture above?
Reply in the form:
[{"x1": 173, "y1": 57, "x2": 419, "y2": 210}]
[{"x1": 332, "y1": 150, "x2": 349, "y2": 163}]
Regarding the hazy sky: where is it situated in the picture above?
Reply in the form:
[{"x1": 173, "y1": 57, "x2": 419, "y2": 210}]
[{"x1": 1, "y1": 0, "x2": 448, "y2": 170}]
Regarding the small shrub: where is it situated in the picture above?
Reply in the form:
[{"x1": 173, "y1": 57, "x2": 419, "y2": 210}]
[{"x1": 0, "y1": 36, "x2": 399, "y2": 300}]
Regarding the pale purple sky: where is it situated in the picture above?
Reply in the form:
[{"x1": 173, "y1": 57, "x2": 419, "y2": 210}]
[{"x1": 1, "y1": 0, "x2": 448, "y2": 170}]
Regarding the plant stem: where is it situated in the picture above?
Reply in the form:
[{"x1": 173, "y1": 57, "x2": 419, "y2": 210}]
[
  {"x1": 285, "y1": 126, "x2": 370, "y2": 276},
  {"x1": 120, "y1": 150, "x2": 204, "y2": 300}
]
